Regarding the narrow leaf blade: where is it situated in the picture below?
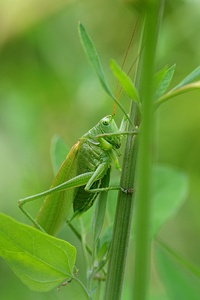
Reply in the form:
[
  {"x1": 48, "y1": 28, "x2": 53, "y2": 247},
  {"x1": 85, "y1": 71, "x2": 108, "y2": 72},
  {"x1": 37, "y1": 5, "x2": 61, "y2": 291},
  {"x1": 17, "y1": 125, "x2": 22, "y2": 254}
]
[
  {"x1": 154, "y1": 64, "x2": 176, "y2": 100},
  {"x1": 155, "y1": 80, "x2": 200, "y2": 109},
  {"x1": 154, "y1": 65, "x2": 168, "y2": 92},
  {"x1": 172, "y1": 65, "x2": 200, "y2": 91},
  {"x1": 78, "y1": 23, "x2": 134, "y2": 127},
  {"x1": 0, "y1": 213, "x2": 76, "y2": 292},
  {"x1": 97, "y1": 226, "x2": 112, "y2": 262},
  {"x1": 78, "y1": 23, "x2": 114, "y2": 99},
  {"x1": 110, "y1": 59, "x2": 140, "y2": 104}
]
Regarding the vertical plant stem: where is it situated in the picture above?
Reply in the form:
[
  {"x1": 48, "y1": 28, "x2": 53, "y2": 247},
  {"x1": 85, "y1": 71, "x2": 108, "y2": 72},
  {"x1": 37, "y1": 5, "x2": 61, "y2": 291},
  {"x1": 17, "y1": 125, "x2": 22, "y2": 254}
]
[
  {"x1": 133, "y1": 1, "x2": 165, "y2": 300},
  {"x1": 104, "y1": 1, "x2": 165, "y2": 300},
  {"x1": 104, "y1": 18, "x2": 142, "y2": 300},
  {"x1": 104, "y1": 125, "x2": 138, "y2": 300}
]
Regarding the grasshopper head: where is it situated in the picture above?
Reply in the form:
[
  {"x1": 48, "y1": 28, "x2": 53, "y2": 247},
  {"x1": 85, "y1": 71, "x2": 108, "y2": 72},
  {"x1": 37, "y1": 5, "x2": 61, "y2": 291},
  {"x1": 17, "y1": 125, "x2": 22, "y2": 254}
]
[{"x1": 99, "y1": 115, "x2": 121, "y2": 149}]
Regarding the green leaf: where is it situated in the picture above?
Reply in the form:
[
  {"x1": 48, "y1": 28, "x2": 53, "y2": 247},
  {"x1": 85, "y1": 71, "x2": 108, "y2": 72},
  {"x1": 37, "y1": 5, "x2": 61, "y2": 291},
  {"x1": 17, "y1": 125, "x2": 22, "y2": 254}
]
[
  {"x1": 154, "y1": 65, "x2": 168, "y2": 92},
  {"x1": 150, "y1": 165, "x2": 188, "y2": 239},
  {"x1": 154, "y1": 64, "x2": 176, "y2": 100},
  {"x1": 133, "y1": 165, "x2": 188, "y2": 240},
  {"x1": 78, "y1": 23, "x2": 133, "y2": 127},
  {"x1": 78, "y1": 23, "x2": 114, "y2": 99},
  {"x1": 97, "y1": 226, "x2": 112, "y2": 262},
  {"x1": 154, "y1": 65, "x2": 200, "y2": 109},
  {"x1": 110, "y1": 59, "x2": 140, "y2": 105},
  {"x1": 155, "y1": 239, "x2": 200, "y2": 300},
  {"x1": 155, "y1": 80, "x2": 200, "y2": 109},
  {"x1": 172, "y1": 65, "x2": 200, "y2": 91},
  {"x1": 0, "y1": 213, "x2": 76, "y2": 292},
  {"x1": 50, "y1": 135, "x2": 70, "y2": 175}
]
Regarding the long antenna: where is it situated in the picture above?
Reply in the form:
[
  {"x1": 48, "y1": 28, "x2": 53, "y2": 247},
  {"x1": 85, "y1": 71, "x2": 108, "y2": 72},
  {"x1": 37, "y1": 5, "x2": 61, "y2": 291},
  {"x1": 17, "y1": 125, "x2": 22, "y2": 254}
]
[{"x1": 112, "y1": 18, "x2": 140, "y2": 116}]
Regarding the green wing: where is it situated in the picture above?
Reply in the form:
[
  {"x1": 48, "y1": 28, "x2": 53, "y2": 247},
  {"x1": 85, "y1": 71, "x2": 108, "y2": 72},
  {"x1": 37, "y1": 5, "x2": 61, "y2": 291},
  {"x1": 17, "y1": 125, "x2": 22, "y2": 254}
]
[{"x1": 35, "y1": 140, "x2": 82, "y2": 235}]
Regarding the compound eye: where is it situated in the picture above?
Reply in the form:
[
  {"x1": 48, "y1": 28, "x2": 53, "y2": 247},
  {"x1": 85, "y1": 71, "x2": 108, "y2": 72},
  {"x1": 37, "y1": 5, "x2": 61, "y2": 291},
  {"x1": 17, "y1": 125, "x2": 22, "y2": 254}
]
[{"x1": 102, "y1": 117, "x2": 110, "y2": 126}]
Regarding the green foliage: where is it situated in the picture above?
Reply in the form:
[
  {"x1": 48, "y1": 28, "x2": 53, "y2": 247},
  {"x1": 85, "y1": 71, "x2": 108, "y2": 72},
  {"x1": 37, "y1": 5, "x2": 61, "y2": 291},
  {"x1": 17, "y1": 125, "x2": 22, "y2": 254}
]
[
  {"x1": 155, "y1": 239, "x2": 200, "y2": 300},
  {"x1": 0, "y1": 213, "x2": 76, "y2": 292},
  {"x1": 132, "y1": 165, "x2": 188, "y2": 240},
  {"x1": 96, "y1": 226, "x2": 112, "y2": 263},
  {"x1": 1, "y1": 2, "x2": 200, "y2": 300},
  {"x1": 150, "y1": 165, "x2": 188, "y2": 238},
  {"x1": 154, "y1": 64, "x2": 176, "y2": 100},
  {"x1": 155, "y1": 65, "x2": 200, "y2": 108},
  {"x1": 78, "y1": 23, "x2": 114, "y2": 100},
  {"x1": 172, "y1": 65, "x2": 200, "y2": 91},
  {"x1": 78, "y1": 22, "x2": 133, "y2": 126},
  {"x1": 110, "y1": 59, "x2": 140, "y2": 107}
]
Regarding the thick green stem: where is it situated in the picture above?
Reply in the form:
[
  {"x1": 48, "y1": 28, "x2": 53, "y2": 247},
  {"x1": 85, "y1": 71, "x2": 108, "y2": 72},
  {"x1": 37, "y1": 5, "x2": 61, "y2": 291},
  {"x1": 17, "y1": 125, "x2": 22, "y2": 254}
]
[
  {"x1": 104, "y1": 1, "x2": 165, "y2": 300},
  {"x1": 133, "y1": 1, "x2": 165, "y2": 300},
  {"x1": 103, "y1": 18, "x2": 141, "y2": 300},
  {"x1": 104, "y1": 129, "x2": 138, "y2": 300}
]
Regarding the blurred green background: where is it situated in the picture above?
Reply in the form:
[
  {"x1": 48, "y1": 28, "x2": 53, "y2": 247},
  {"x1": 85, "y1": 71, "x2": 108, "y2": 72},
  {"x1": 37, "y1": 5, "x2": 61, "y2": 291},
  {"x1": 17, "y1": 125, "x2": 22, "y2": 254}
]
[{"x1": 0, "y1": 0, "x2": 200, "y2": 299}]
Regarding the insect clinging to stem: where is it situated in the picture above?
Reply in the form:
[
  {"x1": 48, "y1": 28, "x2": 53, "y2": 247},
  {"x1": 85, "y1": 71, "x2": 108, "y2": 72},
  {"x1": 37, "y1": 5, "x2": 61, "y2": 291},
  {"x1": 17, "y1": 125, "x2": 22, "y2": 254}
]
[{"x1": 18, "y1": 23, "x2": 139, "y2": 236}]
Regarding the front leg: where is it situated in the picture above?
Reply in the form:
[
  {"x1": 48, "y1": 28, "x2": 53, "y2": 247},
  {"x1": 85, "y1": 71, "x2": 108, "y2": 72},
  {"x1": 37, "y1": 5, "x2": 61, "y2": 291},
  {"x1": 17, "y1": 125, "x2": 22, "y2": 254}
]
[
  {"x1": 18, "y1": 172, "x2": 94, "y2": 231},
  {"x1": 84, "y1": 163, "x2": 121, "y2": 193}
]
